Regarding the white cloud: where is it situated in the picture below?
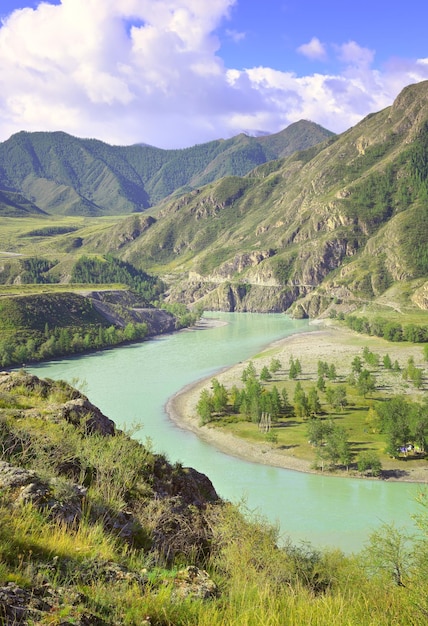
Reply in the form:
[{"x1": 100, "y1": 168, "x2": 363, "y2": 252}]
[
  {"x1": 336, "y1": 41, "x2": 374, "y2": 68},
  {"x1": 0, "y1": 0, "x2": 426, "y2": 147},
  {"x1": 225, "y1": 28, "x2": 246, "y2": 43},
  {"x1": 297, "y1": 37, "x2": 327, "y2": 61}
]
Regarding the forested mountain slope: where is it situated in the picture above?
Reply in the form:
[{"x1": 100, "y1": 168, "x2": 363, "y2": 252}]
[
  {"x1": 84, "y1": 80, "x2": 428, "y2": 316},
  {"x1": 0, "y1": 121, "x2": 333, "y2": 216}
]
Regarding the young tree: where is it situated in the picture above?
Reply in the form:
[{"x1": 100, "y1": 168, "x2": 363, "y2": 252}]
[
  {"x1": 289, "y1": 356, "x2": 298, "y2": 379},
  {"x1": 324, "y1": 424, "x2": 350, "y2": 468},
  {"x1": 327, "y1": 363, "x2": 337, "y2": 381},
  {"x1": 260, "y1": 365, "x2": 272, "y2": 382},
  {"x1": 351, "y1": 355, "x2": 363, "y2": 373},
  {"x1": 269, "y1": 357, "x2": 281, "y2": 374},
  {"x1": 241, "y1": 361, "x2": 257, "y2": 382},
  {"x1": 357, "y1": 369, "x2": 376, "y2": 398},
  {"x1": 317, "y1": 375, "x2": 326, "y2": 392},
  {"x1": 307, "y1": 386, "x2": 321, "y2": 416},
  {"x1": 377, "y1": 396, "x2": 411, "y2": 457},
  {"x1": 383, "y1": 353, "x2": 393, "y2": 369},
  {"x1": 293, "y1": 382, "x2": 309, "y2": 418},
  {"x1": 196, "y1": 388, "x2": 214, "y2": 425},
  {"x1": 333, "y1": 385, "x2": 348, "y2": 411},
  {"x1": 357, "y1": 450, "x2": 382, "y2": 476},
  {"x1": 211, "y1": 378, "x2": 228, "y2": 414},
  {"x1": 281, "y1": 387, "x2": 292, "y2": 415},
  {"x1": 317, "y1": 360, "x2": 329, "y2": 377}
]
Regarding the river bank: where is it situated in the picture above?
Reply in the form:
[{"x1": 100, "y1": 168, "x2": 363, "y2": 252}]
[{"x1": 166, "y1": 321, "x2": 428, "y2": 483}]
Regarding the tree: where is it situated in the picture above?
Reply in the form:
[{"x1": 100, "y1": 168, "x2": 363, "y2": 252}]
[
  {"x1": 317, "y1": 360, "x2": 329, "y2": 377},
  {"x1": 332, "y1": 385, "x2": 348, "y2": 411},
  {"x1": 324, "y1": 424, "x2": 351, "y2": 469},
  {"x1": 383, "y1": 354, "x2": 393, "y2": 369},
  {"x1": 306, "y1": 418, "x2": 329, "y2": 447},
  {"x1": 293, "y1": 382, "x2": 309, "y2": 418},
  {"x1": 351, "y1": 355, "x2": 363, "y2": 373},
  {"x1": 412, "y1": 411, "x2": 428, "y2": 454},
  {"x1": 317, "y1": 375, "x2": 326, "y2": 392},
  {"x1": 307, "y1": 387, "x2": 321, "y2": 416},
  {"x1": 357, "y1": 450, "x2": 382, "y2": 476},
  {"x1": 377, "y1": 396, "x2": 411, "y2": 457},
  {"x1": 281, "y1": 388, "x2": 292, "y2": 415},
  {"x1": 267, "y1": 386, "x2": 282, "y2": 421},
  {"x1": 363, "y1": 523, "x2": 413, "y2": 586},
  {"x1": 289, "y1": 356, "x2": 298, "y2": 379},
  {"x1": 211, "y1": 378, "x2": 228, "y2": 414},
  {"x1": 242, "y1": 361, "x2": 257, "y2": 382},
  {"x1": 260, "y1": 365, "x2": 272, "y2": 382},
  {"x1": 269, "y1": 357, "x2": 281, "y2": 374},
  {"x1": 196, "y1": 389, "x2": 214, "y2": 425},
  {"x1": 327, "y1": 363, "x2": 337, "y2": 381},
  {"x1": 229, "y1": 384, "x2": 242, "y2": 413},
  {"x1": 357, "y1": 369, "x2": 376, "y2": 398}
]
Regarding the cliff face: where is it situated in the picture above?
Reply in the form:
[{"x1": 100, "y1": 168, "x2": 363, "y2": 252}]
[{"x1": 87, "y1": 290, "x2": 177, "y2": 334}]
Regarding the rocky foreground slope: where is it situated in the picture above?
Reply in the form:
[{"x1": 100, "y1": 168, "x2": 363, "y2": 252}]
[{"x1": 0, "y1": 370, "x2": 221, "y2": 623}]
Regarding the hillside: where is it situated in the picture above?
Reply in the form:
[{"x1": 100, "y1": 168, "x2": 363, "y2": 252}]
[
  {"x1": 0, "y1": 121, "x2": 333, "y2": 217},
  {"x1": 1, "y1": 370, "x2": 428, "y2": 624},
  {"x1": 82, "y1": 80, "x2": 428, "y2": 318},
  {"x1": 0, "y1": 287, "x2": 181, "y2": 368}
]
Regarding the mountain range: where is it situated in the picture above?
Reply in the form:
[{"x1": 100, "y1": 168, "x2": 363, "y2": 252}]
[
  {"x1": 1, "y1": 80, "x2": 428, "y2": 318},
  {"x1": 0, "y1": 121, "x2": 333, "y2": 217},
  {"x1": 82, "y1": 80, "x2": 428, "y2": 316}
]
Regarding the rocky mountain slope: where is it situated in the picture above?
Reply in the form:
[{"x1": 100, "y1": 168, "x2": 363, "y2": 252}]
[
  {"x1": 83, "y1": 81, "x2": 428, "y2": 317},
  {"x1": 0, "y1": 121, "x2": 333, "y2": 217}
]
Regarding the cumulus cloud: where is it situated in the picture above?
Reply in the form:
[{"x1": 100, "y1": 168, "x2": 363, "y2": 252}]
[
  {"x1": 297, "y1": 37, "x2": 327, "y2": 61},
  {"x1": 0, "y1": 0, "x2": 427, "y2": 147}
]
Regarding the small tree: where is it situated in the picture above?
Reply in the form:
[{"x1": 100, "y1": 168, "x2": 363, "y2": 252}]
[
  {"x1": 242, "y1": 361, "x2": 257, "y2": 382},
  {"x1": 357, "y1": 450, "x2": 382, "y2": 476},
  {"x1": 269, "y1": 357, "x2": 281, "y2": 374},
  {"x1": 307, "y1": 386, "x2": 321, "y2": 416},
  {"x1": 351, "y1": 355, "x2": 363, "y2": 373},
  {"x1": 383, "y1": 354, "x2": 393, "y2": 369},
  {"x1": 196, "y1": 389, "x2": 214, "y2": 425},
  {"x1": 211, "y1": 378, "x2": 228, "y2": 414},
  {"x1": 357, "y1": 369, "x2": 376, "y2": 398},
  {"x1": 260, "y1": 365, "x2": 272, "y2": 382}
]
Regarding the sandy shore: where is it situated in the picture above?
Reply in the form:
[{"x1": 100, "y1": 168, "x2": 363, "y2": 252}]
[{"x1": 166, "y1": 322, "x2": 428, "y2": 483}]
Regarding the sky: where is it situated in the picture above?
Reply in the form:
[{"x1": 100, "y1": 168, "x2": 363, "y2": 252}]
[{"x1": 0, "y1": 0, "x2": 428, "y2": 149}]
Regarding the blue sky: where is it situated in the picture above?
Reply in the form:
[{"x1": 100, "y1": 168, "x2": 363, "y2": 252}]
[{"x1": 0, "y1": 0, "x2": 427, "y2": 148}]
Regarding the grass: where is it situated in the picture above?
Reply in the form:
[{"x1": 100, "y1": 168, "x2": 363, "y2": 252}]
[
  {"x1": 0, "y1": 282, "x2": 126, "y2": 296},
  {"x1": 0, "y1": 215, "x2": 124, "y2": 256}
]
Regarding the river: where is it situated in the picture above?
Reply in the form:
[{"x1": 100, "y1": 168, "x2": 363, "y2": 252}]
[{"x1": 28, "y1": 312, "x2": 425, "y2": 553}]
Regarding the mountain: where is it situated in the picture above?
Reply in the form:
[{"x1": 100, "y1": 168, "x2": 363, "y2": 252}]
[
  {"x1": 0, "y1": 121, "x2": 333, "y2": 217},
  {"x1": 84, "y1": 80, "x2": 428, "y2": 316},
  {"x1": 0, "y1": 189, "x2": 47, "y2": 217}
]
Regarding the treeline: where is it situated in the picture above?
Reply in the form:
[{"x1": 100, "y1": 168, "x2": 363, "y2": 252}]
[
  {"x1": 344, "y1": 314, "x2": 428, "y2": 343},
  {"x1": 70, "y1": 255, "x2": 164, "y2": 302},
  {"x1": 22, "y1": 225, "x2": 79, "y2": 237},
  {"x1": 0, "y1": 255, "x2": 165, "y2": 305},
  {"x1": 0, "y1": 322, "x2": 148, "y2": 367}
]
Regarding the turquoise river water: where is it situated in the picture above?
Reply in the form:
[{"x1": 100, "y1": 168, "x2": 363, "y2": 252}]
[{"x1": 28, "y1": 312, "x2": 426, "y2": 553}]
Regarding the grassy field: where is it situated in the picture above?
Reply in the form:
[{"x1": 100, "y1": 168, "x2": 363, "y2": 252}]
[{"x1": 0, "y1": 214, "x2": 125, "y2": 257}]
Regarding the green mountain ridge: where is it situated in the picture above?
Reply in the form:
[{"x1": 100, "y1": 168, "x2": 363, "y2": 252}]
[
  {"x1": 0, "y1": 121, "x2": 333, "y2": 217},
  {"x1": 82, "y1": 80, "x2": 428, "y2": 317}
]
